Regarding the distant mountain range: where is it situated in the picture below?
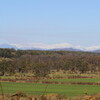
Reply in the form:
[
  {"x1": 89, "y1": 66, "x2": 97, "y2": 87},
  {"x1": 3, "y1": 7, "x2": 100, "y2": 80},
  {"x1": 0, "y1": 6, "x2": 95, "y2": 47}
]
[
  {"x1": 0, "y1": 44, "x2": 100, "y2": 53},
  {"x1": 0, "y1": 44, "x2": 42, "y2": 50},
  {"x1": 0, "y1": 44, "x2": 17, "y2": 49},
  {"x1": 93, "y1": 50, "x2": 100, "y2": 53},
  {"x1": 50, "y1": 48, "x2": 82, "y2": 51}
]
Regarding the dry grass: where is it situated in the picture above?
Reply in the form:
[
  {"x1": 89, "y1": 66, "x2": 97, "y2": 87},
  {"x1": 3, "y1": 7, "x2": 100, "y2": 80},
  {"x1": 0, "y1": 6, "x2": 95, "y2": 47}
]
[{"x1": 1, "y1": 93, "x2": 100, "y2": 100}]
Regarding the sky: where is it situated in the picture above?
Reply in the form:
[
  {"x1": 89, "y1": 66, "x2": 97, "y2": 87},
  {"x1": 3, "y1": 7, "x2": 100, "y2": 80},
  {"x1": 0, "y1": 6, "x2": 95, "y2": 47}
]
[{"x1": 0, "y1": 0, "x2": 100, "y2": 50}]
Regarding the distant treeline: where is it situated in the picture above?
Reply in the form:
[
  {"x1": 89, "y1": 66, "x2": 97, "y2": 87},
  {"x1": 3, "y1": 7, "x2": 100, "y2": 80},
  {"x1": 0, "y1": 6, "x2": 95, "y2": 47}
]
[{"x1": 0, "y1": 48, "x2": 100, "y2": 76}]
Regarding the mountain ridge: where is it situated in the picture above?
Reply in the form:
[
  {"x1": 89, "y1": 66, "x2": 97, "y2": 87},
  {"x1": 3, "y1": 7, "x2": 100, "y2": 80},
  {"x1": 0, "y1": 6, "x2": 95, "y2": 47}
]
[{"x1": 0, "y1": 43, "x2": 100, "y2": 52}]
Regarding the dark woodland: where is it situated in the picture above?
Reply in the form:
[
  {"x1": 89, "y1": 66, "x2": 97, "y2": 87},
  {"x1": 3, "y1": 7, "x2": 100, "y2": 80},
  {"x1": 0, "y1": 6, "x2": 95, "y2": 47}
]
[{"x1": 0, "y1": 48, "x2": 100, "y2": 77}]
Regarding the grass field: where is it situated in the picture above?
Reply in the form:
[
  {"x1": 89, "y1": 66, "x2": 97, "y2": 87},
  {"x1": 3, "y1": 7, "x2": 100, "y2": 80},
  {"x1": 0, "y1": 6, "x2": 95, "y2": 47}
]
[
  {"x1": 42, "y1": 78, "x2": 100, "y2": 83},
  {"x1": 0, "y1": 82, "x2": 100, "y2": 97}
]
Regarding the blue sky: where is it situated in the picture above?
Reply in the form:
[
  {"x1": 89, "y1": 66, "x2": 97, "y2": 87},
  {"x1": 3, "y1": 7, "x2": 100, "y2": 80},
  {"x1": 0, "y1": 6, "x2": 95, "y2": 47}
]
[{"x1": 0, "y1": 0, "x2": 100, "y2": 49}]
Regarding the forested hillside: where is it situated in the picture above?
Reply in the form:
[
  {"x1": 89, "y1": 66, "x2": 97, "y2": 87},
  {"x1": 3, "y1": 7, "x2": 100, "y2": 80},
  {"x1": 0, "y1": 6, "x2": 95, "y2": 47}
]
[{"x1": 0, "y1": 48, "x2": 100, "y2": 77}]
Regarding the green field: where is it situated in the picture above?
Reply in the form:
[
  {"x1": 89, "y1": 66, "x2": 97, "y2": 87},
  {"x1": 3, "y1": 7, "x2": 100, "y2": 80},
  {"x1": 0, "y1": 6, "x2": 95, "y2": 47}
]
[
  {"x1": 42, "y1": 78, "x2": 100, "y2": 83},
  {"x1": 0, "y1": 82, "x2": 100, "y2": 97}
]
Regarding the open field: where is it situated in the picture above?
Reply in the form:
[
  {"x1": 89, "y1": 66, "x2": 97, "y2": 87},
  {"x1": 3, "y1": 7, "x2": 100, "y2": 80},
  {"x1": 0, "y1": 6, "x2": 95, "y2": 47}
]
[
  {"x1": 42, "y1": 78, "x2": 100, "y2": 83},
  {"x1": 1, "y1": 81, "x2": 100, "y2": 97},
  {"x1": 1, "y1": 74, "x2": 100, "y2": 99},
  {"x1": 1, "y1": 76, "x2": 100, "y2": 85}
]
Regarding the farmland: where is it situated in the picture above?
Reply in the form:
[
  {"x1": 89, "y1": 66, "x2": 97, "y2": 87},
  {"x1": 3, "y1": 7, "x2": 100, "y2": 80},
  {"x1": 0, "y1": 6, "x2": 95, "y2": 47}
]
[
  {"x1": 0, "y1": 82, "x2": 100, "y2": 97},
  {"x1": 1, "y1": 77, "x2": 100, "y2": 97},
  {"x1": 42, "y1": 78, "x2": 100, "y2": 83}
]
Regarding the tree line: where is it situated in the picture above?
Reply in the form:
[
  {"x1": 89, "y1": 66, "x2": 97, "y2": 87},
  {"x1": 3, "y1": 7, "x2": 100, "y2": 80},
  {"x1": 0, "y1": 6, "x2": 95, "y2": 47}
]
[{"x1": 0, "y1": 48, "x2": 100, "y2": 77}]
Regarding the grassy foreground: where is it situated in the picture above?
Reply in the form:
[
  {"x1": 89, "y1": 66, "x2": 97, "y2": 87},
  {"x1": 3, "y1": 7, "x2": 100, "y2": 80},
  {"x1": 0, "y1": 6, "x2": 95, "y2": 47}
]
[{"x1": 0, "y1": 82, "x2": 100, "y2": 97}]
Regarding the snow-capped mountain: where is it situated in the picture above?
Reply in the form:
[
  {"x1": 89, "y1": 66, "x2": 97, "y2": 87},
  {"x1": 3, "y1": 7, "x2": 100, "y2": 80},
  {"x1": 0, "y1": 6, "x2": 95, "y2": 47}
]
[{"x1": 0, "y1": 43, "x2": 100, "y2": 53}]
